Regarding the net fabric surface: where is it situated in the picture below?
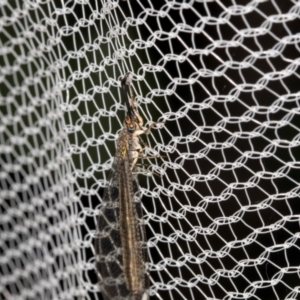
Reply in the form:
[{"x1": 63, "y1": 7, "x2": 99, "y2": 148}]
[{"x1": 0, "y1": 1, "x2": 300, "y2": 300}]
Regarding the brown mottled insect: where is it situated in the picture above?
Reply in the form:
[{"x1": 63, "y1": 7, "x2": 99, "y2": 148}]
[{"x1": 95, "y1": 73, "x2": 157, "y2": 300}]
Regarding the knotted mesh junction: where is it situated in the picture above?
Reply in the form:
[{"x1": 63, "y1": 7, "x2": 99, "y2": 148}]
[{"x1": 1, "y1": 1, "x2": 300, "y2": 299}]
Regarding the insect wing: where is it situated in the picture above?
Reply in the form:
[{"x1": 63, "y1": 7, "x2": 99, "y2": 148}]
[{"x1": 95, "y1": 158, "x2": 149, "y2": 300}]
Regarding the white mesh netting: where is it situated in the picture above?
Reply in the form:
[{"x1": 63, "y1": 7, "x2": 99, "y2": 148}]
[{"x1": 1, "y1": 0, "x2": 300, "y2": 299}]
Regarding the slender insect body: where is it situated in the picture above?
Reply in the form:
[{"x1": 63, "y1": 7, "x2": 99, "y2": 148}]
[
  {"x1": 95, "y1": 129, "x2": 149, "y2": 300},
  {"x1": 95, "y1": 74, "x2": 154, "y2": 300}
]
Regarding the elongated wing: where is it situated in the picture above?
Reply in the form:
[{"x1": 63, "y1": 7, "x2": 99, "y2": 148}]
[{"x1": 95, "y1": 154, "x2": 149, "y2": 300}]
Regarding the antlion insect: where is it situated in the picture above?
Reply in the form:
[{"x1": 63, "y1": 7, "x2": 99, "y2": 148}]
[{"x1": 95, "y1": 73, "x2": 159, "y2": 300}]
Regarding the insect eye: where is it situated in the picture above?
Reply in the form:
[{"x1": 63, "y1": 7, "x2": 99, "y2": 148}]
[{"x1": 127, "y1": 123, "x2": 136, "y2": 133}]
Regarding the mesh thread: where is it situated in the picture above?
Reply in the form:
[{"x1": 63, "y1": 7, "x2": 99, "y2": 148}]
[{"x1": 1, "y1": 1, "x2": 300, "y2": 299}]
